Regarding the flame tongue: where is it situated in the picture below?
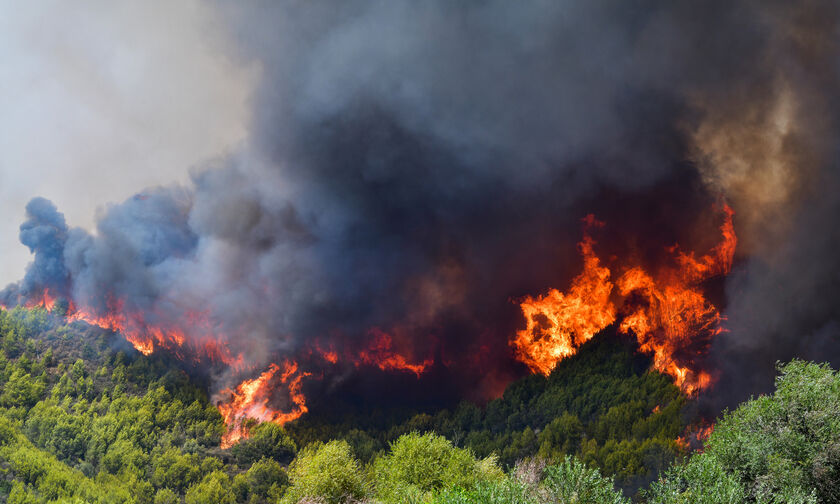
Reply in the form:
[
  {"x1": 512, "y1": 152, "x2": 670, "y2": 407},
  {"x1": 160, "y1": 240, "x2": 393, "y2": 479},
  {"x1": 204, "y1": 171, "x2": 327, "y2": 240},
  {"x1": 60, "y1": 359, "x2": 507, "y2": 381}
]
[
  {"x1": 24, "y1": 288, "x2": 58, "y2": 311},
  {"x1": 513, "y1": 234, "x2": 616, "y2": 375},
  {"x1": 512, "y1": 205, "x2": 737, "y2": 395},
  {"x1": 218, "y1": 361, "x2": 311, "y2": 449},
  {"x1": 37, "y1": 292, "x2": 433, "y2": 448},
  {"x1": 64, "y1": 299, "x2": 245, "y2": 370},
  {"x1": 617, "y1": 268, "x2": 719, "y2": 395}
]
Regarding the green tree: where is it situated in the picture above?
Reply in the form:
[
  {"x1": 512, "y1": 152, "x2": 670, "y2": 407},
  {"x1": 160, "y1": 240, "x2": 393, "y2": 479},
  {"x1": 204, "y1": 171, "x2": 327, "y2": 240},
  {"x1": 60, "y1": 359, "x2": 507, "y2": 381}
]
[
  {"x1": 1, "y1": 368, "x2": 45, "y2": 408},
  {"x1": 185, "y1": 470, "x2": 236, "y2": 504},
  {"x1": 247, "y1": 457, "x2": 288, "y2": 498},
  {"x1": 542, "y1": 456, "x2": 629, "y2": 504},
  {"x1": 153, "y1": 488, "x2": 179, "y2": 504},
  {"x1": 282, "y1": 440, "x2": 367, "y2": 504},
  {"x1": 7, "y1": 481, "x2": 38, "y2": 504},
  {"x1": 647, "y1": 360, "x2": 839, "y2": 503},
  {"x1": 538, "y1": 412, "x2": 584, "y2": 461},
  {"x1": 373, "y1": 432, "x2": 502, "y2": 503},
  {"x1": 150, "y1": 447, "x2": 203, "y2": 492},
  {"x1": 231, "y1": 421, "x2": 297, "y2": 464}
]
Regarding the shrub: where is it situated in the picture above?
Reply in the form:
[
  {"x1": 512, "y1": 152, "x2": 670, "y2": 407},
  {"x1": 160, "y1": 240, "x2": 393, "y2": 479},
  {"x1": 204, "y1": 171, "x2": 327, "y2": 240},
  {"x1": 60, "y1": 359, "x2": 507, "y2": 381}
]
[
  {"x1": 185, "y1": 470, "x2": 236, "y2": 504},
  {"x1": 231, "y1": 421, "x2": 297, "y2": 464},
  {"x1": 646, "y1": 360, "x2": 840, "y2": 503},
  {"x1": 542, "y1": 456, "x2": 628, "y2": 504},
  {"x1": 433, "y1": 476, "x2": 539, "y2": 504},
  {"x1": 281, "y1": 440, "x2": 367, "y2": 504},
  {"x1": 374, "y1": 432, "x2": 503, "y2": 503}
]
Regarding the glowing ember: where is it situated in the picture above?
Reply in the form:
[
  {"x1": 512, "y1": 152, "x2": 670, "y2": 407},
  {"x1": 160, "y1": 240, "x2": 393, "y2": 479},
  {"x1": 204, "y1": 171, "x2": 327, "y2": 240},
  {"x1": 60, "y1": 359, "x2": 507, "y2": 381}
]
[
  {"x1": 513, "y1": 205, "x2": 736, "y2": 395},
  {"x1": 677, "y1": 422, "x2": 715, "y2": 451},
  {"x1": 355, "y1": 329, "x2": 434, "y2": 377},
  {"x1": 218, "y1": 361, "x2": 311, "y2": 448}
]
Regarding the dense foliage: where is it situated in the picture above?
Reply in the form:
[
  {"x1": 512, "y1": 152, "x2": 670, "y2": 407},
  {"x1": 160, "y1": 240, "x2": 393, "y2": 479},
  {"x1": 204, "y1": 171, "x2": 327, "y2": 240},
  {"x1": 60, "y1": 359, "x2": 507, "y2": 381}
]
[
  {"x1": 0, "y1": 306, "x2": 835, "y2": 503},
  {"x1": 646, "y1": 360, "x2": 840, "y2": 503},
  {"x1": 288, "y1": 333, "x2": 688, "y2": 492}
]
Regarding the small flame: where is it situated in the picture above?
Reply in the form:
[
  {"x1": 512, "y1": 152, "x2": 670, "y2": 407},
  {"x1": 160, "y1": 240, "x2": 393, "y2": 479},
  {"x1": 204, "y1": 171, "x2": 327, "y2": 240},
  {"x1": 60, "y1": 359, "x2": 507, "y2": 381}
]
[
  {"x1": 677, "y1": 422, "x2": 715, "y2": 451},
  {"x1": 355, "y1": 329, "x2": 434, "y2": 377}
]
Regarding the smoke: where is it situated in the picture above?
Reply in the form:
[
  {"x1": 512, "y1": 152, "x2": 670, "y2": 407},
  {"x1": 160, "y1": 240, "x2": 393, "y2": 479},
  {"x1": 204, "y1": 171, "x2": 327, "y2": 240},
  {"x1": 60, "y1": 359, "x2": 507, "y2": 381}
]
[
  {"x1": 676, "y1": 0, "x2": 840, "y2": 407},
  {"x1": 0, "y1": 0, "x2": 256, "y2": 285},
  {"x1": 4, "y1": 0, "x2": 840, "y2": 409},
  {"x1": 0, "y1": 198, "x2": 71, "y2": 304}
]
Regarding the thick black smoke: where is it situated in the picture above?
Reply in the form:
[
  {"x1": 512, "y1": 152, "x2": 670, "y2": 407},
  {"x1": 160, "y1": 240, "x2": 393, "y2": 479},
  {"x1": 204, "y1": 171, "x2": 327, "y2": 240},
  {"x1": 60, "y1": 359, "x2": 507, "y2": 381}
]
[{"x1": 4, "y1": 0, "x2": 840, "y2": 409}]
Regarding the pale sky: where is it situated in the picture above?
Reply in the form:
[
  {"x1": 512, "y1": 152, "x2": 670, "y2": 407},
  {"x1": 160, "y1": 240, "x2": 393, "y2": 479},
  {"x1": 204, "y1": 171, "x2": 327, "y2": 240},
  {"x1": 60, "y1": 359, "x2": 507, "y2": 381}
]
[{"x1": 0, "y1": 1, "x2": 257, "y2": 285}]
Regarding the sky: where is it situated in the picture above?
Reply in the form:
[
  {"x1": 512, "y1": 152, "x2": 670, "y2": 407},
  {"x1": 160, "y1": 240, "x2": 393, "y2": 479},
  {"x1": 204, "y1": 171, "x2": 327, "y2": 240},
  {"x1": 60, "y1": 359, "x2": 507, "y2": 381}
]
[{"x1": 0, "y1": 1, "x2": 256, "y2": 284}]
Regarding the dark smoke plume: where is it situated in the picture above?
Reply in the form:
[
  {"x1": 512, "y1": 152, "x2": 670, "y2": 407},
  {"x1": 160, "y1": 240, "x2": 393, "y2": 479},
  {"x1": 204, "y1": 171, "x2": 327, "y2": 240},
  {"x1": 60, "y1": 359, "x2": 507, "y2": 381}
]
[{"x1": 4, "y1": 0, "x2": 840, "y2": 410}]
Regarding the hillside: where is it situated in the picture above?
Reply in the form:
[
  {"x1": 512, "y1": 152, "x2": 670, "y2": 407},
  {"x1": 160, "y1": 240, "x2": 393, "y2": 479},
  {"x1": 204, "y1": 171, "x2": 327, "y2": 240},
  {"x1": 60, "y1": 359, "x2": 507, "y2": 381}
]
[
  {"x1": 1, "y1": 306, "x2": 837, "y2": 503},
  {"x1": 288, "y1": 327, "x2": 688, "y2": 492}
]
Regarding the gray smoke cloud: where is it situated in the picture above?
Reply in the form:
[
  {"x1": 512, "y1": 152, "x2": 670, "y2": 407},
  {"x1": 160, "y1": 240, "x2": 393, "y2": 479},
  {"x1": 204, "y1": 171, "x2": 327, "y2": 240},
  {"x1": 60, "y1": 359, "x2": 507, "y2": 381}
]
[
  {"x1": 3, "y1": 0, "x2": 840, "y2": 406},
  {"x1": 0, "y1": 0, "x2": 255, "y2": 285}
]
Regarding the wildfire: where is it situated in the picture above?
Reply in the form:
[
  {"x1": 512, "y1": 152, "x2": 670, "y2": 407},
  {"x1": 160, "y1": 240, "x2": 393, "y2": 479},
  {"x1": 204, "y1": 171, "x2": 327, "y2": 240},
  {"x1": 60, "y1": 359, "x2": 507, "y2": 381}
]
[
  {"x1": 218, "y1": 360, "x2": 311, "y2": 448},
  {"x1": 677, "y1": 422, "x2": 715, "y2": 451},
  {"x1": 512, "y1": 231, "x2": 616, "y2": 375},
  {"x1": 355, "y1": 329, "x2": 434, "y2": 377},
  {"x1": 24, "y1": 288, "x2": 58, "y2": 311},
  {"x1": 63, "y1": 299, "x2": 245, "y2": 370},
  {"x1": 513, "y1": 205, "x2": 736, "y2": 395},
  {"x1": 15, "y1": 288, "x2": 435, "y2": 448}
]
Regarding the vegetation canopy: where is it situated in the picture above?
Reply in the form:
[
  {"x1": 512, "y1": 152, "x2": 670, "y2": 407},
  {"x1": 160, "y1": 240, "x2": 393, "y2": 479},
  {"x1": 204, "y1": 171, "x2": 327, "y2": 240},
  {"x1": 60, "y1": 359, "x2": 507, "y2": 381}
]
[{"x1": 0, "y1": 307, "x2": 836, "y2": 503}]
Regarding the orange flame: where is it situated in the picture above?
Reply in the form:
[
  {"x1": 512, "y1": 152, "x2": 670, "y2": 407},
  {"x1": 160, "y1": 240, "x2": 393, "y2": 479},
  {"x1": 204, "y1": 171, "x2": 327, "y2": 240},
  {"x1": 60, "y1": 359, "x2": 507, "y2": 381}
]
[
  {"x1": 512, "y1": 205, "x2": 736, "y2": 395},
  {"x1": 677, "y1": 422, "x2": 715, "y2": 451},
  {"x1": 218, "y1": 360, "x2": 311, "y2": 448},
  {"x1": 512, "y1": 232, "x2": 616, "y2": 375},
  {"x1": 54, "y1": 296, "x2": 431, "y2": 446},
  {"x1": 355, "y1": 329, "x2": 434, "y2": 377},
  {"x1": 24, "y1": 288, "x2": 57, "y2": 311},
  {"x1": 63, "y1": 299, "x2": 245, "y2": 370}
]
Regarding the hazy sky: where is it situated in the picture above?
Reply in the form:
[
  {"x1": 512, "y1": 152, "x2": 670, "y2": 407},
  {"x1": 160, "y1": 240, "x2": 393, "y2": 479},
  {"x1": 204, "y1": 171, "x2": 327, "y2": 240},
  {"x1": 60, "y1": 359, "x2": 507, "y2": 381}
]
[{"x1": 0, "y1": 1, "x2": 257, "y2": 284}]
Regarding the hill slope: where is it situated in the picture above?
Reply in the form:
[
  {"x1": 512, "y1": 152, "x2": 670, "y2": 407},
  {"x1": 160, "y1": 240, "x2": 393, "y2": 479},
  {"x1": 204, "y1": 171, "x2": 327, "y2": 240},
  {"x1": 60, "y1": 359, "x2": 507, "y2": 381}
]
[{"x1": 4, "y1": 306, "x2": 833, "y2": 503}]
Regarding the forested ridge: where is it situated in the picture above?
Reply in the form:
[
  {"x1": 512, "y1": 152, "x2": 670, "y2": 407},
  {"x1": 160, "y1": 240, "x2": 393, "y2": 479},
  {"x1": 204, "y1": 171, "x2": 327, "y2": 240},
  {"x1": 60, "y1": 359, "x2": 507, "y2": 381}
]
[{"x1": 0, "y1": 306, "x2": 837, "y2": 503}]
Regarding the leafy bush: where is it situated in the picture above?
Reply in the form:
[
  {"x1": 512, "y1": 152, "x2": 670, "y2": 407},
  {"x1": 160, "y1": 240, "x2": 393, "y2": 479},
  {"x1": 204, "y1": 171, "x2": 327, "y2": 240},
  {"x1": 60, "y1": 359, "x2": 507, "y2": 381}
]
[
  {"x1": 542, "y1": 456, "x2": 629, "y2": 504},
  {"x1": 281, "y1": 440, "x2": 367, "y2": 504},
  {"x1": 647, "y1": 360, "x2": 839, "y2": 503},
  {"x1": 231, "y1": 421, "x2": 297, "y2": 465},
  {"x1": 185, "y1": 470, "x2": 236, "y2": 504},
  {"x1": 373, "y1": 432, "x2": 503, "y2": 503},
  {"x1": 433, "y1": 476, "x2": 539, "y2": 504}
]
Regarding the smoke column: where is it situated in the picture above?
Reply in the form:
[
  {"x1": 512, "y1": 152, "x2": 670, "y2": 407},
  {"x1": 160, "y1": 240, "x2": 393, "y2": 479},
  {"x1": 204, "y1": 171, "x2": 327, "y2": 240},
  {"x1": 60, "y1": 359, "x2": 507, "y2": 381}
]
[{"x1": 3, "y1": 0, "x2": 840, "y2": 413}]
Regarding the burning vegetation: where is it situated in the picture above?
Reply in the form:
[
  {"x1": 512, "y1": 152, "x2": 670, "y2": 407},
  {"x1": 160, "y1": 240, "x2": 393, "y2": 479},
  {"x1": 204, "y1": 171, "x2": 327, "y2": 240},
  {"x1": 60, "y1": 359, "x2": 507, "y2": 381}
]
[
  {"x1": 218, "y1": 361, "x2": 311, "y2": 448},
  {"x1": 2, "y1": 202, "x2": 737, "y2": 446},
  {"x1": 513, "y1": 205, "x2": 736, "y2": 395}
]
